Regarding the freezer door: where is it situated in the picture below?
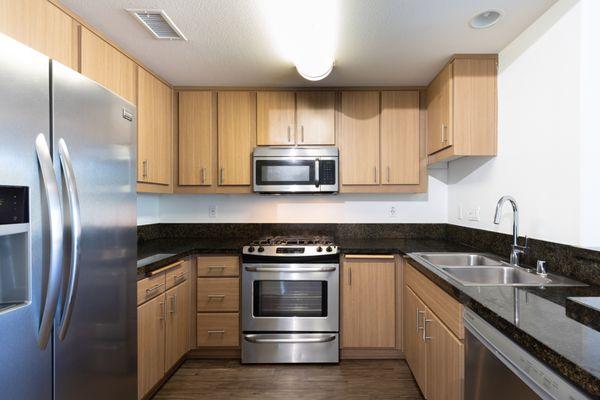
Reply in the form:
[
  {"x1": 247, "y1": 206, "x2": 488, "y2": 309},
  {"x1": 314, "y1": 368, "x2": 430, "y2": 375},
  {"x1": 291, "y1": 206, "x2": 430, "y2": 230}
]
[
  {"x1": 51, "y1": 61, "x2": 137, "y2": 400},
  {"x1": 0, "y1": 34, "x2": 53, "y2": 400}
]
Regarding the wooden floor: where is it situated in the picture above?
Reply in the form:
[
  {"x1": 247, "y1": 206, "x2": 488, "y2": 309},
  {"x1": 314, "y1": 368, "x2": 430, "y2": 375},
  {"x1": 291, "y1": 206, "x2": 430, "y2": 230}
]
[{"x1": 153, "y1": 359, "x2": 424, "y2": 400}]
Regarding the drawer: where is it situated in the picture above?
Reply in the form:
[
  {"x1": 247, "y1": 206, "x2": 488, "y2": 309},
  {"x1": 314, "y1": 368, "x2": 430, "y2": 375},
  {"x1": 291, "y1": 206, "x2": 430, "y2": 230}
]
[
  {"x1": 166, "y1": 260, "x2": 190, "y2": 289},
  {"x1": 197, "y1": 313, "x2": 239, "y2": 347},
  {"x1": 197, "y1": 278, "x2": 239, "y2": 312},
  {"x1": 137, "y1": 273, "x2": 166, "y2": 306},
  {"x1": 197, "y1": 256, "x2": 239, "y2": 277}
]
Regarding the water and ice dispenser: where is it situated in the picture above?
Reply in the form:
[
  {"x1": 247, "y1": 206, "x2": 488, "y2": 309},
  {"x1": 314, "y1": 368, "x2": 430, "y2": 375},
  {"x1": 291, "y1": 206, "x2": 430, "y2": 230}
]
[{"x1": 0, "y1": 185, "x2": 29, "y2": 312}]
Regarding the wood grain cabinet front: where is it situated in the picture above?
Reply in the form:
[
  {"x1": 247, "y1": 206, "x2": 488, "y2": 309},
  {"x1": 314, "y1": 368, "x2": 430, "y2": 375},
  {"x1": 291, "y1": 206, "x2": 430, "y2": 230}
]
[
  {"x1": 137, "y1": 293, "x2": 166, "y2": 400},
  {"x1": 197, "y1": 313, "x2": 240, "y2": 347},
  {"x1": 197, "y1": 278, "x2": 240, "y2": 312},
  {"x1": 165, "y1": 279, "x2": 191, "y2": 371}
]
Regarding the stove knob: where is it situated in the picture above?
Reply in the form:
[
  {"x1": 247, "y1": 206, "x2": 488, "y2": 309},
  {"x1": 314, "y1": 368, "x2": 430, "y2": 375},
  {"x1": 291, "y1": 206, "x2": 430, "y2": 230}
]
[
  {"x1": 326, "y1": 246, "x2": 333, "y2": 252},
  {"x1": 258, "y1": 246, "x2": 265, "y2": 253},
  {"x1": 316, "y1": 246, "x2": 323, "y2": 252},
  {"x1": 247, "y1": 246, "x2": 255, "y2": 253}
]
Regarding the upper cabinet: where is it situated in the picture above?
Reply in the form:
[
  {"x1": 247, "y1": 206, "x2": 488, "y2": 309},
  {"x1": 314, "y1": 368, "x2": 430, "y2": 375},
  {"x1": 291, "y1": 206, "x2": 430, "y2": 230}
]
[
  {"x1": 257, "y1": 91, "x2": 336, "y2": 146},
  {"x1": 217, "y1": 91, "x2": 256, "y2": 186},
  {"x1": 178, "y1": 91, "x2": 214, "y2": 186},
  {"x1": 137, "y1": 67, "x2": 173, "y2": 187},
  {"x1": 79, "y1": 27, "x2": 137, "y2": 104},
  {"x1": 257, "y1": 91, "x2": 296, "y2": 145},
  {"x1": 339, "y1": 91, "x2": 381, "y2": 185},
  {"x1": 296, "y1": 92, "x2": 336, "y2": 145},
  {"x1": 0, "y1": 0, "x2": 76, "y2": 68},
  {"x1": 427, "y1": 55, "x2": 497, "y2": 164}
]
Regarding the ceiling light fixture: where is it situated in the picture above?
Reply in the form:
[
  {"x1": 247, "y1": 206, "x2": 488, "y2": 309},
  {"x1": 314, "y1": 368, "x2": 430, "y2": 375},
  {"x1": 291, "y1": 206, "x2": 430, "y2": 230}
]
[
  {"x1": 261, "y1": 0, "x2": 338, "y2": 81},
  {"x1": 469, "y1": 10, "x2": 503, "y2": 29}
]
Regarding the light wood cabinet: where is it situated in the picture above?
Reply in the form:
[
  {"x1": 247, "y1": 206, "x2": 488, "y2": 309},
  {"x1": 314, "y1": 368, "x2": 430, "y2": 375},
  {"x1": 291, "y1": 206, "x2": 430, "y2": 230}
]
[
  {"x1": 79, "y1": 27, "x2": 137, "y2": 104},
  {"x1": 341, "y1": 255, "x2": 396, "y2": 348},
  {"x1": 427, "y1": 55, "x2": 497, "y2": 164},
  {"x1": 381, "y1": 91, "x2": 420, "y2": 184},
  {"x1": 165, "y1": 279, "x2": 191, "y2": 371},
  {"x1": 403, "y1": 263, "x2": 464, "y2": 400},
  {"x1": 339, "y1": 91, "x2": 381, "y2": 185},
  {"x1": 296, "y1": 91, "x2": 336, "y2": 145},
  {"x1": 197, "y1": 312, "x2": 240, "y2": 347},
  {"x1": 138, "y1": 66, "x2": 173, "y2": 186},
  {"x1": 217, "y1": 91, "x2": 256, "y2": 186},
  {"x1": 178, "y1": 91, "x2": 214, "y2": 186},
  {"x1": 0, "y1": 0, "x2": 76, "y2": 68},
  {"x1": 137, "y1": 292, "x2": 165, "y2": 400},
  {"x1": 197, "y1": 278, "x2": 239, "y2": 312},
  {"x1": 257, "y1": 91, "x2": 296, "y2": 145}
]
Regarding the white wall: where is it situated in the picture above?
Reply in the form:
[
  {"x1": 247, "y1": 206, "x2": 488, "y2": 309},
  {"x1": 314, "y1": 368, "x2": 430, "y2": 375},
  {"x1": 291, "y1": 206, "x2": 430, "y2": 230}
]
[
  {"x1": 137, "y1": 169, "x2": 448, "y2": 225},
  {"x1": 448, "y1": 0, "x2": 600, "y2": 247}
]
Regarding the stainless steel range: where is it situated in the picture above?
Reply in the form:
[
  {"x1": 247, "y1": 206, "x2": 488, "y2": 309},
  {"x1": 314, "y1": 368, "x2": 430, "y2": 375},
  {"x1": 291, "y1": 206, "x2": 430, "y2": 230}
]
[{"x1": 241, "y1": 236, "x2": 340, "y2": 363}]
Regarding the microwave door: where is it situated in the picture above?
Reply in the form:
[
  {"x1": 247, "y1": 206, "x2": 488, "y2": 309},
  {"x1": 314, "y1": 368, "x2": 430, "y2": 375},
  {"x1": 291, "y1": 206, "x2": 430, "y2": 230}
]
[{"x1": 254, "y1": 158, "x2": 319, "y2": 193}]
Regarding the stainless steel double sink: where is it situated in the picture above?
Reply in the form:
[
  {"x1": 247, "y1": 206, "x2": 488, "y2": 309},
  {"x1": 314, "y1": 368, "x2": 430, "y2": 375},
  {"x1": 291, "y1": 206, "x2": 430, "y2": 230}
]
[{"x1": 409, "y1": 253, "x2": 586, "y2": 287}]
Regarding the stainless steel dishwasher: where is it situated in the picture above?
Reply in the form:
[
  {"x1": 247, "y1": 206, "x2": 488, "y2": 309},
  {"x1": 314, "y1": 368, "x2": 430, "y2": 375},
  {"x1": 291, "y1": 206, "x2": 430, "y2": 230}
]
[{"x1": 464, "y1": 309, "x2": 590, "y2": 400}]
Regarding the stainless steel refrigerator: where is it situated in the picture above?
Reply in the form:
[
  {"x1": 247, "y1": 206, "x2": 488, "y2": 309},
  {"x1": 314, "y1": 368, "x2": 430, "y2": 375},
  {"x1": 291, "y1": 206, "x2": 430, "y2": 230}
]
[{"x1": 0, "y1": 34, "x2": 137, "y2": 399}]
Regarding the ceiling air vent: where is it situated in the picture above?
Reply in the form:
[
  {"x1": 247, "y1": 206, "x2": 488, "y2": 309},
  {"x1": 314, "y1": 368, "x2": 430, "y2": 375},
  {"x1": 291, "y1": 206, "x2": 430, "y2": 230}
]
[{"x1": 127, "y1": 9, "x2": 187, "y2": 41}]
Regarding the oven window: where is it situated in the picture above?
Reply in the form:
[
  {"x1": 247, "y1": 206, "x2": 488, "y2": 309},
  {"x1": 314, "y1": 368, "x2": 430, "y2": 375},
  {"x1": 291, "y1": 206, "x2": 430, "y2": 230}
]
[
  {"x1": 255, "y1": 160, "x2": 315, "y2": 185},
  {"x1": 253, "y1": 280, "x2": 327, "y2": 317}
]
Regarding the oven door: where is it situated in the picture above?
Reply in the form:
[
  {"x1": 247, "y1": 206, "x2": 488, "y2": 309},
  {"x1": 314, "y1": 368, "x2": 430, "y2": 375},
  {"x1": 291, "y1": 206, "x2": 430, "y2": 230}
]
[
  {"x1": 253, "y1": 157, "x2": 338, "y2": 193},
  {"x1": 242, "y1": 263, "x2": 339, "y2": 332}
]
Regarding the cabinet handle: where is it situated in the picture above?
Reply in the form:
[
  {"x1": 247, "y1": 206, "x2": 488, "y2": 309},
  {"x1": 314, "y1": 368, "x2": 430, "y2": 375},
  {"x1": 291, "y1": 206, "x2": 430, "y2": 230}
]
[
  {"x1": 416, "y1": 309, "x2": 426, "y2": 332},
  {"x1": 173, "y1": 273, "x2": 186, "y2": 284},
  {"x1": 145, "y1": 283, "x2": 164, "y2": 297},
  {"x1": 301, "y1": 125, "x2": 305, "y2": 143},
  {"x1": 159, "y1": 301, "x2": 165, "y2": 321},
  {"x1": 441, "y1": 124, "x2": 447, "y2": 143},
  {"x1": 208, "y1": 265, "x2": 225, "y2": 270},
  {"x1": 387, "y1": 166, "x2": 390, "y2": 183},
  {"x1": 207, "y1": 330, "x2": 225, "y2": 335},
  {"x1": 169, "y1": 294, "x2": 177, "y2": 314},
  {"x1": 423, "y1": 318, "x2": 433, "y2": 341},
  {"x1": 288, "y1": 126, "x2": 292, "y2": 143},
  {"x1": 207, "y1": 294, "x2": 226, "y2": 300},
  {"x1": 142, "y1": 160, "x2": 148, "y2": 179},
  {"x1": 348, "y1": 268, "x2": 352, "y2": 286},
  {"x1": 374, "y1": 167, "x2": 377, "y2": 183},
  {"x1": 201, "y1": 167, "x2": 206, "y2": 184},
  {"x1": 220, "y1": 167, "x2": 224, "y2": 184}
]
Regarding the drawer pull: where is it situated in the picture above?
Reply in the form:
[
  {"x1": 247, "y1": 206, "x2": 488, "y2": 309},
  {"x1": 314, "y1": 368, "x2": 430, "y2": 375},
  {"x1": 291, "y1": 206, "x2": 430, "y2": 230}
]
[
  {"x1": 207, "y1": 330, "x2": 226, "y2": 335},
  {"x1": 207, "y1": 294, "x2": 226, "y2": 300},
  {"x1": 145, "y1": 283, "x2": 164, "y2": 296},
  {"x1": 173, "y1": 273, "x2": 186, "y2": 284},
  {"x1": 208, "y1": 265, "x2": 225, "y2": 270}
]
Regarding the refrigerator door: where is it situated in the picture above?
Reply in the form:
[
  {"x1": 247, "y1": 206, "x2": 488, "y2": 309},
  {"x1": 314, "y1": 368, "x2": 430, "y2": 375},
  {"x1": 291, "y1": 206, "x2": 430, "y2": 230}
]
[
  {"x1": 0, "y1": 34, "x2": 53, "y2": 400},
  {"x1": 51, "y1": 61, "x2": 137, "y2": 400}
]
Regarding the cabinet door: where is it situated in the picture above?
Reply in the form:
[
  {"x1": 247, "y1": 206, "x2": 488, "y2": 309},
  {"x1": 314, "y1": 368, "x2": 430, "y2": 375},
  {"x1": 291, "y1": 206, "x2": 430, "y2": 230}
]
[
  {"x1": 0, "y1": 0, "x2": 75, "y2": 68},
  {"x1": 296, "y1": 92, "x2": 335, "y2": 145},
  {"x1": 165, "y1": 280, "x2": 191, "y2": 371},
  {"x1": 381, "y1": 91, "x2": 420, "y2": 184},
  {"x1": 403, "y1": 286, "x2": 428, "y2": 396},
  {"x1": 80, "y1": 27, "x2": 137, "y2": 104},
  {"x1": 178, "y1": 91, "x2": 213, "y2": 186},
  {"x1": 138, "y1": 67, "x2": 172, "y2": 185},
  {"x1": 217, "y1": 91, "x2": 256, "y2": 185},
  {"x1": 426, "y1": 62, "x2": 452, "y2": 155},
  {"x1": 257, "y1": 91, "x2": 295, "y2": 145},
  {"x1": 339, "y1": 91, "x2": 380, "y2": 185},
  {"x1": 137, "y1": 294, "x2": 166, "y2": 399},
  {"x1": 425, "y1": 310, "x2": 464, "y2": 400},
  {"x1": 341, "y1": 258, "x2": 395, "y2": 348}
]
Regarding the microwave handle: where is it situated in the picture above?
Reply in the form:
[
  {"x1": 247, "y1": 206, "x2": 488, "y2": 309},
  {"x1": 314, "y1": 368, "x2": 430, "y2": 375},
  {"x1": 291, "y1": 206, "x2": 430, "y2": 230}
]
[{"x1": 315, "y1": 158, "x2": 320, "y2": 188}]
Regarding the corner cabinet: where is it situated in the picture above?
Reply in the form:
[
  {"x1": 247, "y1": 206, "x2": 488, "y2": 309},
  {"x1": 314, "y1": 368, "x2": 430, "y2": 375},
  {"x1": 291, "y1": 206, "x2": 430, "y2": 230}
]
[
  {"x1": 137, "y1": 67, "x2": 173, "y2": 189},
  {"x1": 340, "y1": 254, "x2": 402, "y2": 358},
  {"x1": 427, "y1": 55, "x2": 497, "y2": 164},
  {"x1": 403, "y1": 262, "x2": 464, "y2": 400}
]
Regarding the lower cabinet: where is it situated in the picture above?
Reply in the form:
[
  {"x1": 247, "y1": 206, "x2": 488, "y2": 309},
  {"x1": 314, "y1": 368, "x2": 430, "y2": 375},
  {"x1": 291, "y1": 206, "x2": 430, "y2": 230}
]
[
  {"x1": 403, "y1": 263, "x2": 464, "y2": 400},
  {"x1": 137, "y1": 259, "x2": 192, "y2": 399},
  {"x1": 341, "y1": 254, "x2": 400, "y2": 354}
]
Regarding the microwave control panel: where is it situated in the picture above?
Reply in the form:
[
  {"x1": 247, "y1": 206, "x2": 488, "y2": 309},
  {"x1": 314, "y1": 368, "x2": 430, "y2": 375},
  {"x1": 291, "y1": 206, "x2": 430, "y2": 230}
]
[{"x1": 319, "y1": 161, "x2": 336, "y2": 185}]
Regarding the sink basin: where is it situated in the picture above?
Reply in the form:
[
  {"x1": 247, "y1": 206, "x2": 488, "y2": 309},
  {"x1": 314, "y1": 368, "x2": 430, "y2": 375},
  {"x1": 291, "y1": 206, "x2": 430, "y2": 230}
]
[
  {"x1": 416, "y1": 253, "x2": 504, "y2": 267},
  {"x1": 441, "y1": 266, "x2": 551, "y2": 286}
]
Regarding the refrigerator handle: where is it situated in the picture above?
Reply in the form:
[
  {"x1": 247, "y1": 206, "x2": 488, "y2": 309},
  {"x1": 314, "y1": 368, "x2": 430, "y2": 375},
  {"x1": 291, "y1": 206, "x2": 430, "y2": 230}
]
[
  {"x1": 34, "y1": 134, "x2": 64, "y2": 349},
  {"x1": 57, "y1": 139, "x2": 82, "y2": 341}
]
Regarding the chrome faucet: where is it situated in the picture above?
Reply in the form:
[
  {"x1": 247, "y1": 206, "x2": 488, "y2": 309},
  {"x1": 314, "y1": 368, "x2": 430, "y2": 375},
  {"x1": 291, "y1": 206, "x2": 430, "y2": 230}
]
[{"x1": 493, "y1": 196, "x2": 528, "y2": 266}]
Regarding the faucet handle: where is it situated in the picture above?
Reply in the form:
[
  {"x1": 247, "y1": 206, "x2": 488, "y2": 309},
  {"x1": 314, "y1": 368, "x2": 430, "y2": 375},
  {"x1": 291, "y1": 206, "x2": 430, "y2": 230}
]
[
  {"x1": 536, "y1": 260, "x2": 547, "y2": 277},
  {"x1": 523, "y1": 235, "x2": 529, "y2": 248}
]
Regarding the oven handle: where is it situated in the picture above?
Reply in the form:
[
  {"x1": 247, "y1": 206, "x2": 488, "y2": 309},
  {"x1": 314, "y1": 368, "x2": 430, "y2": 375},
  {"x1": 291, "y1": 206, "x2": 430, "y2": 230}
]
[
  {"x1": 243, "y1": 335, "x2": 337, "y2": 344},
  {"x1": 244, "y1": 266, "x2": 336, "y2": 273}
]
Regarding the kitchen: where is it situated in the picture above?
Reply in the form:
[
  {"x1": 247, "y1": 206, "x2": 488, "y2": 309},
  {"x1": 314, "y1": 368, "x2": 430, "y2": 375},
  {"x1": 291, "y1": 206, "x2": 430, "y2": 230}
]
[{"x1": 1, "y1": 0, "x2": 599, "y2": 399}]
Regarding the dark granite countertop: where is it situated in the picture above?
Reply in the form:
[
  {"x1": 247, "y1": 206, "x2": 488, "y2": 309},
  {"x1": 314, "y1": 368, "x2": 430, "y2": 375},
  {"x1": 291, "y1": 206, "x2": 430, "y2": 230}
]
[
  {"x1": 405, "y1": 255, "x2": 600, "y2": 398},
  {"x1": 566, "y1": 297, "x2": 600, "y2": 332}
]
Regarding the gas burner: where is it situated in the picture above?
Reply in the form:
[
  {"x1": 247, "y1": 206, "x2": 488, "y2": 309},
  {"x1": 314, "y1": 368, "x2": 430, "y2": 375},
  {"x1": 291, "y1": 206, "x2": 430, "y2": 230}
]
[{"x1": 243, "y1": 235, "x2": 338, "y2": 257}]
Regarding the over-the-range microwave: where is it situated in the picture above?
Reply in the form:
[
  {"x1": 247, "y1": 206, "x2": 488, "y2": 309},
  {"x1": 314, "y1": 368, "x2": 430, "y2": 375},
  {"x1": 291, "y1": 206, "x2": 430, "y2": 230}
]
[{"x1": 252, "y1": 147, "x2": 339, "y2": 194}]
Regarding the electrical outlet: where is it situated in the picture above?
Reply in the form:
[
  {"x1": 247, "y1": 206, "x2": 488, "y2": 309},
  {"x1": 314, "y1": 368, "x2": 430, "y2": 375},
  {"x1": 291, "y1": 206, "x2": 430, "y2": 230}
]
[
  {"x1": 208, "y1": 205, "x2": 217, "y2": 218},
  {"x1": 467, "y1": 206, "x2": 480, "y2": 221},
  {"x1": 389, "y1": 206, "x2": 397, "y2": 218}
]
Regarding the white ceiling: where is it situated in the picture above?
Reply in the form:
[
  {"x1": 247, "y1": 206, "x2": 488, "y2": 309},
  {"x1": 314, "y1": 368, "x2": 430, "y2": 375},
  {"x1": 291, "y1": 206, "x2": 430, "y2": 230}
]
[{"x1": 61, "y1": 0, "x2": 557, "y2": 87}]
